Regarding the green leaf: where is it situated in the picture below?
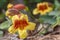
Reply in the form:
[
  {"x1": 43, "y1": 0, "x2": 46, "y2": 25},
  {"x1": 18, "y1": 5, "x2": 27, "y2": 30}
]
[
  {"x1": 39, "y1": 15, "x2": 56, "y2": 24},
  {"x1": 50, "y1": 16, "x2": 60, "y2": 28},
  {"x1": 55, "y1": 0, "x2": 60, "y2": 6},
  {"x1": 56, "y1": 16, "x2": 60, "y2": 25},
  {"x1": 0, "y1": 21, "x2": 11, "y2": 29},
  {"x1": 48, "y1": 11, "x2": 60, "y2": 16},
  {"x1": 54, "y1": 0, "x2": 60, "y2": 10}
]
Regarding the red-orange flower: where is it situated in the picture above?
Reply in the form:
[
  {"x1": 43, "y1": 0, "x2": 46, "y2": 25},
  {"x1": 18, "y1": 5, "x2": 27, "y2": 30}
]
[
  {"x1": 33, "y1": 2, "x2": 53, "y2": 15},
  {"x1": 8, "y1": 14, "x2": 36, "y2": 39}
]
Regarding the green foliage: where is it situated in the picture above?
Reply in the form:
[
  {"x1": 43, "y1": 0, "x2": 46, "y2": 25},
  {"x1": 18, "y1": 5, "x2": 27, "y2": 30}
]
[
  {"x1": 54, "y1": 0, "x2": 60, "y2": 10},
  {"x1": 0, "y1": 0, "x2": 8, "y2": 9},
  {"x1": 48, "y1": 11, "x2": 60, "y2": 16},
  {"x1": 39, "y1": 15, "x2": 56, "y2": 24},
  {"x1": 56, "y1": 16, "x2": 60, "y2": 25},
  {"x1": 0, "y1": 13, "x2": 5, "y2": 19},
  {"x1": 0, "y1": 21, "x2": 11, "y2": 29},
  {"x1": 0, "y1": 31, "x2": 3, "y2": 37}
]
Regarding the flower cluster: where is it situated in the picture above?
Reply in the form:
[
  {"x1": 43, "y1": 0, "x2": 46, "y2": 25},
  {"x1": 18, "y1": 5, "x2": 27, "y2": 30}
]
[
  {"x1": 6, "y1": 2, "x2": 54, "y2": 39},
  {"x1": 6, "y1": 3, "x2": 36, "y2": 39},
  {"x1": 6, "y1": 3, "x2": 26, "y2": 18}
]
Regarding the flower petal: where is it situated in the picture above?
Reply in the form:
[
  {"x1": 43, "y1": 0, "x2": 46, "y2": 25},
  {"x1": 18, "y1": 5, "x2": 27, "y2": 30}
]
[
  {"x1": 39, "y1": 10, "x2": 47, "y2": 15},
  {"x1": 25, "y1": 22, "x2": 36, "y2": 30},
  {"x1": 13, "y1": 4, "x2": 26, "y2": 10},
  {"x1": 47, "y1": 7, "x2": 53, "y2": 12},
  {"x1": 12, "y1": 13, "x2": 28, "y2": 23},
  {"x1": 12, "y1": 15, "x2": 19, "y2": 23},
  {"x1": 5, "y1": 10, "x2": 13, "y2": 18},
  {"x1": 24, "y1": 14, "x2": 28, "y2": 21},
  {"x1": 37, "y1": 3, "x2": 42, "y2": 8},
  {"x1": 19, "y1": 13, "x2": 28, "y2": 21},
  {"x1": 7, "y1": 3, "x2": 13, "y2": 9},
  {"x1": 8, "y1": 25, "x2": 17, "y2": 34},
  {"x1": 6, "y1": 10, "x2": 10, "y2": 16},
  {"x1": 33, "y1": 8, "x2": 39, "y2": 15},
  {"x1": 18, "y1": 29, "x2": 28, "y2": 39}
]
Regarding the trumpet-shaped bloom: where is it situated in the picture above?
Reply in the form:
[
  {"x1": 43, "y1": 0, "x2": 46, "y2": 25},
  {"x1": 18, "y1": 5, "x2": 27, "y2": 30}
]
[
  {"x1": 33, "y1": 2, "x2": 53, "y2": 15},
  {"x1": 13, "y1": 4, "x2": 28, "y2": 11},
  {"x1": 8, "y1": 14, "x2": 36, "y2": 39},
  {"x1": 13, "y1": 4, "x2": 26, "y2": 10},
  {"x1": 5, "y1": 9, "x2": 20, "y2": 18}
]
